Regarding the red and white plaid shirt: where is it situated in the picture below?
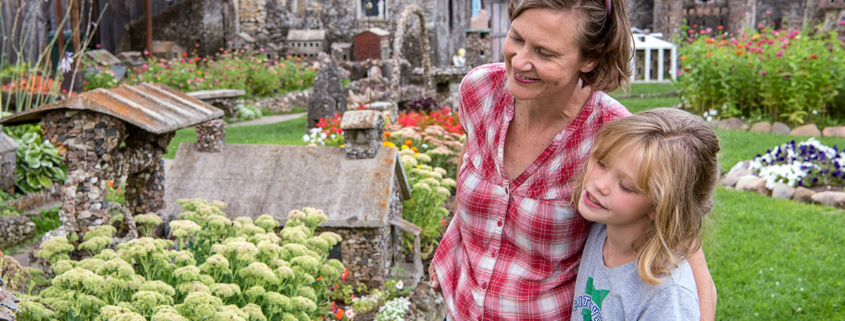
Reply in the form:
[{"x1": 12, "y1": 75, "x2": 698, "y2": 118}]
[{"x1": 431, "y1": 63, "x2": 631, "y2": 321}]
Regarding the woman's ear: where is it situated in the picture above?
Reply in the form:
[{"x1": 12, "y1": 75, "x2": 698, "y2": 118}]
[{"x1": 580, "y1": 59, "x2": 599, "y2": 74}]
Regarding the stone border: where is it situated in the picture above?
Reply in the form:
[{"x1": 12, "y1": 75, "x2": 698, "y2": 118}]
[
  {"x1": 0, "y1": 215, "x2": 35, "y2": 249},
  {"x1": 711, "y1": 118, "x2": 845, "y2": 138},
  {"x1": 722, "y1": 161, "x2": 845, "y2": 209}
]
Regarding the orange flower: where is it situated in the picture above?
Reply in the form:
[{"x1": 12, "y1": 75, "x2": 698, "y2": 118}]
[
  {"x1": 705, "y1": 38, "x2": 714, "y2": 44},
  {"x1": 404, "y1": 140, "x2": 413, "y2": 146},
  {"x1": 108, "y1": 181, "x2": 114, "y2": 187},
  {"x1": 182, "y1": 52, "x2": 188, "y2": 57},
  {"x1": 336, "y1": 309, "x2": 344, "y2": 319},
  {"x1": 736, "y1": 50, "x2": 744, "y2": 55},
  {"x1": 707, "y1": 52, "x2": 713, "y2": 57},
  {"x1": 680, "y1": 56, "x2": 687, "y2": 61},
  {"x1": 117, "y1": 188, "x2": 122, "y2": 193},
  {"x1": 341, "y1": 268, "x2": 348, "y2": 280},
  {"x1": 384, "y1": 132, "x2": 391, "y2": 138},
  {"x1": 411, "y1": 147, "x2": 418, "y2": 152},
  {"x1": 316, "y1": 276, "x2": 323, "y2": 280},
  {"x1": 441, "y1": 219, "x2": 447, "y2": 226}
]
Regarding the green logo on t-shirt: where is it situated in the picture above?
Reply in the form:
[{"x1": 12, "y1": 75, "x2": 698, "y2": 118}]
[{"x1": 581, "y1": 277, "x2": 610, "y2": 321}]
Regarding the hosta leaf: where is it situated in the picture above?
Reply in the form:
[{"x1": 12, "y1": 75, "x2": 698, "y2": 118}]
[
  {"x1": 21, "y1": 132, "x2": 37, "y2": 144},
  {"x1": 38, "y1": 175, "x2": 52, "y2": 187},
  {"x1": 40, "y1": 161, "x2": 53, "y2": 168},
  {"x1": 26, "y1": 174, "x2": 39, "y2": 189},
  {"x1": 26, "y1": 158, "x2": 41, "y2": 169}
]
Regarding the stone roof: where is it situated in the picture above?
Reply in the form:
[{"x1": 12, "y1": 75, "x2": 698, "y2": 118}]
[
  {"x1": 362, "y1": 27, "x2": 390, "y2": 37},
  {"x1": 340, "y1": 110, "x2": 382, "y2": 130},
  {"x1": 0, "y1": 83, "x2": 223, "y2": 134},
  {"x1": 164, "y1": 144, "x2": 411, "y2": 228},
  {"x1": 287, "y1": 29, "x2": 327, "y2": 41}
]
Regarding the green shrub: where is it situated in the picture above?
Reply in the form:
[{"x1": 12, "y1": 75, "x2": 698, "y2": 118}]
[
  {"x1": 676, "y1": 28, "x2": 845, "y2": 125},
  {"x1": 21, "y1": 200, "x2": 345, "y2": 321}
]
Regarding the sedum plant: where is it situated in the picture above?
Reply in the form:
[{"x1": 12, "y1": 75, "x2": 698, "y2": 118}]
[{"x1": 20, "y1": 199, "x2": 345, "y2": 321}]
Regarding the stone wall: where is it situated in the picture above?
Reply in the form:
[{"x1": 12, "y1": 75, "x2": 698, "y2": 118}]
[
  {"x1": 465, "y1": 32, "x2": 492, "y2": 69},
  {"x1": 317, "y1": 226, "x2": 393, "y2": 288},
  {"x1": 118, "y1": 0, "x2": 237, "y2": 57},
  {"x1": 242, "y1": 89, "x2": 312, "y2": 114},
  {"x1": 0, "y1": 148, "x2": 14, "y2": 193},
  {"x1": 0, "y1": 215, "x2": 35, "y2": 249},
  {"x1": 41, "y1": 110, "x2": 174, "y2": 240}
]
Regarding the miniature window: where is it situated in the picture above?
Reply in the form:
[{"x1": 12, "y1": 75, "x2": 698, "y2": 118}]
[{"x1": 361, "y1": 0, "x2": 383, "y2": 17}]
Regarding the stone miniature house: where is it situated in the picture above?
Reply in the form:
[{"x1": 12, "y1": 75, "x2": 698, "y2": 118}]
[
  {"x1": 286, "y1": 29, "x2": 327, "y2": 59},
  {"x1": 353, "y1": 27, "x2": 390, "y2": 61},
  {"x1": 0, "y1": 134, "x2": 18, "y2": 193},
  {"x1": 0, "y1": 83, "x2": 224, "y2": 242},
  {"x1": 342, "y1": 110, "x2": 384, "y2": 159},
  {"x1": 164, "y1": 110, "x2": 423, "y2": 288}
]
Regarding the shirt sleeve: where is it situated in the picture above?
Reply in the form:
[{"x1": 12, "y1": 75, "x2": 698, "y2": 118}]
[{"x1": 638, "y1": 285, "x2": 700, "y2": 321}]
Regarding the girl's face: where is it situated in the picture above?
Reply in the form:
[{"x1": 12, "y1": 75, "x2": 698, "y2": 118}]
[
  {"x1": 502, "y1": 8, "x2": 598, "y2": 101},
  {"x1": 578, "y1": 155, "x2": 653, "y2": 228}
]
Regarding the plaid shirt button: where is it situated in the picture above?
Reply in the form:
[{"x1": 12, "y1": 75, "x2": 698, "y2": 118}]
[{"x1": 496, "y1": 220, "x2": 503, "y2": 227}]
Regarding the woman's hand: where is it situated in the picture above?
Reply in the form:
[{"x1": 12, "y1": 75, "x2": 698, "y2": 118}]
[
  {"x1": 689, "y1": 248, "x2": 717, "y2": 321},
  {"x1": 429, "y1": 263, "x2": 441, "y2": 292}
]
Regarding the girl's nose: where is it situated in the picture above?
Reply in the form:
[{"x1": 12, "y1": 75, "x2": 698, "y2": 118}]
[{"x1": 594, "y1": 172, "x2": 612, "y2": 195}]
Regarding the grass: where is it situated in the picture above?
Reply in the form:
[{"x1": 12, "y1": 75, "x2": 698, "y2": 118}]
[
  {"x1": 617, "y1": 97, "x2": 679, "y2": 114},
  {"x1": 609, "y1": 82, "x2": 677, "y2": 97},
  {"x1": 706, "y1": 188, "x2": 845, "y2": 320},
  {"x1": 164, "y1": 115, "x2": 308, "y2": 159}
]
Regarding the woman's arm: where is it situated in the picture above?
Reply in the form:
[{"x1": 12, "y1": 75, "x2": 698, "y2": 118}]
[{"x1": 688, "y1": 248, "x2": 716, "y2": 321}]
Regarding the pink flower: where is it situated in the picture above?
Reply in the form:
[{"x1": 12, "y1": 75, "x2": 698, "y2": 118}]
[
  {"x1": 195, "y1": 43, "x2": 200, "y2": 47},
  {"x1": 766, "y1": 10, "x2": 771, "y2": 15},
  {"x1": 840, "y1": 20, "x2": 845, "y2": 25},
  {"x1": 178, "y1": 83, "x2": 183, "y2": 87},
  {"x1": 759, "y1": 70, "x2": 767, "y2": 76},
  {"x1": 244, "y1": 45, "x2": 250, "y2": 50},
  {"x1": 142, "y1": 64, "x2": 148, "y2": 70},
  {"x1": 776, "y1": 50, "x2": 783, "y2": 57},
  {"x1": 143, "y1": 50, "x2": 149, "y2": 55},
  {"x1": 345, "y1": 310, "x2": 355, "y2": 319}
]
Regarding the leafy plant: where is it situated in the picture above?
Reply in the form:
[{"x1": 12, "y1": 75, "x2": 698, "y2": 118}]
[
  {"x1": 14, "y1": 131, "x2": 67, "y2": 193},
  {"x1": 21, "y1": 199, "x2": 346, "y2": 321},
  {"x1": 676, "y1": 26, "x2": 845, "y2": 126},
  {"x1": 236, "y1": 103, "x2": 263, "y2": 121},
  {"x1": 398, "y1": 148, "x2": 455, "y2": 259}
]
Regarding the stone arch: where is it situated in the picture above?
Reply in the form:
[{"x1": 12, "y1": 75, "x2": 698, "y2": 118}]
[{"x1": 389, "y1": 5, "x2": 433, "y2": 122}]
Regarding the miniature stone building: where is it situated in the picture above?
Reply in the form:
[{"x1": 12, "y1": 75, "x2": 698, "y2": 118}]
[
  {"x1": 164, "y1": 110, "x2": 423, "y2": 288},
  {"x1": 342, "y1": 110, "x2": 384, "y2": 159},
  {"x1": 186, "y1": 89, "x2": 247, "y2": 118},
  {"x1": 307, "y1": 54, "x2": 348, "y2": 128},
  {"x1": 0, "y1": 134, "x2": 18, "y2": 193},
  {"x1": 631, "y1": 30, "x2": 677, "y2": 82},
  {"x1": 331, "y1": 42, "x2": 353, "y2": 61},
  {"x1": 0, "y1": 83, "x2": 224, "y2": 242},
  {"x1": 286, "y1": 29, "x2": 327, "y2": 59},
  {"x1": 354, "y1": 27, "x2": 390, "y2": 61}
]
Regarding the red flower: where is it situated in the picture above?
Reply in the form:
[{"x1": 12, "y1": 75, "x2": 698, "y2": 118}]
[
  {"x1": 441, "y1": 219, "x2": 447, "y2": 226},
  {"x1": 341, "y1": 268, "x2": 348, "y2": 280},
  {"x1": 336, "y1": 309, "x2": 344, "y2": 319},
  {"x1": 810, "y1": 54, "x2": 818, "y2": 60}
]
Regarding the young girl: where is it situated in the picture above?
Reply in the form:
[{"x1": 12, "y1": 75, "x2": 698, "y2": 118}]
[{"x1": 571, "y1": 108, "x2": 720, "y2": 320}]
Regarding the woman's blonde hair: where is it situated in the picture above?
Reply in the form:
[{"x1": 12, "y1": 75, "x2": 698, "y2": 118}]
[
  {"x1": 508, "y1": 0, "x2": 633, "y2": 92},
  {"x1": 572, "y1": 108, "x2": 720, "y2": 285}
]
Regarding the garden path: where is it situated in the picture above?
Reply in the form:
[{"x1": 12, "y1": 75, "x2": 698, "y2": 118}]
[{"x1": 226, "y1": 112, "x2": 306, "y2": 127}]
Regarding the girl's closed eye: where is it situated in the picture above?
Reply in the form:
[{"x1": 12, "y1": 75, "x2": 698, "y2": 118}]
[{"x1": 619, "y1": 182, "x2": 636, "y2": 194}]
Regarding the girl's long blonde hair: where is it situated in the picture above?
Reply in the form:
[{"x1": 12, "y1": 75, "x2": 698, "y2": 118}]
[{"x1": 572, "y1": 108, "x2": 720, "y2": 285}]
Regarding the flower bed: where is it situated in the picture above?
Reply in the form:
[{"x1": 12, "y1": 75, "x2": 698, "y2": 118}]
[
  {"x1": 18, "y1": 199, "x2": 346, "y2": 321},
  {"x1": 748, "y1": 138, "x2": 844, "y2": 189},
  {"x1": 677, "y1": 26, "x2": 845, "y2": 125},
  {"x1": 83, "y1": 48, "x2": 317, "y2": 98}
]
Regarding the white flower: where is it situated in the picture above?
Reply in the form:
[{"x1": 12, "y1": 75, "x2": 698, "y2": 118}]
[
  {"x1": 395, "y1": 280, "x2": 403, "y2": 290},
  {"x1": 812, "y1": 110, "x2": 818, "y2": 115},
  {"x1": 302, "y1": 134, "x2": 310, "y2": 142},
  {"x1": 59, "y1": 52, "x2": 73, "y2": 73},
  {"x1": 706, "y1": 116, "x2": 713, "y2": 122},
  {"x1": 421, "y1": 144, "x2": 428, "y2": 149},
  {"x1": 346, "y1": 310, "x2": 355, "y2": 319}
]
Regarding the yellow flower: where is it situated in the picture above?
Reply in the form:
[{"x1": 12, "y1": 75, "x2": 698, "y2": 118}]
[
  {"x1": 156, "y1": 77, "x2": 161, "y2": 80},
  {"x1": 340, "y1": 144, "x2": 345, "y2": 148},
  {"x1": 415, "y1": 153, "x2": 419, "y2": 157},
  {"x1": 416, "y1": 165, "x2": 421, "y2": 169},
  {"x1": 401, "y1": 145, "x2": 409, "y2": 150},
  {"x1": 383, "y1": 141, "x2": 396, "y2": 147},
  {"x1": 197, "y1": 71, "x2": 202, "y2": 75}
]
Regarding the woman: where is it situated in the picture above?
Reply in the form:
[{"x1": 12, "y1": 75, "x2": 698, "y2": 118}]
[{"x1": 429, "y1": 0, "x2": 717, "y2": 320}]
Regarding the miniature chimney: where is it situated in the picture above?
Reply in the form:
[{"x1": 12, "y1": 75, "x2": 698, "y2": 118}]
[
  {"x1": 195, "y1": 119, "x2": 226, "y2": 153},
  {"x1": 340, "y1": 110, "x2": 384, "y2": 159}
]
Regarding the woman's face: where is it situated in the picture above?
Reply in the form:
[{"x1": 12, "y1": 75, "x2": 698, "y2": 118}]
[{"x1": 502, "y1": 8, "x2": 598, "y2": 101}]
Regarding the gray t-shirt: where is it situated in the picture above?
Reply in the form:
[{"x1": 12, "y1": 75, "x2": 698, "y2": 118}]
[{"x1": 570, "y1": 224, "x2": 700, "y2": 321}]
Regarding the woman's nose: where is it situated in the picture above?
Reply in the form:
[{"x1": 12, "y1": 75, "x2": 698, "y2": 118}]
[{"x1": 510, "y1": 48, "x2": 533, "y2": 72}]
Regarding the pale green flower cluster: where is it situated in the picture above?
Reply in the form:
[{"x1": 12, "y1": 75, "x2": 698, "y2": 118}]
[
  {"x1": 398, "y1": 148, "x2": 454, "y2": 259},
  {"x1": 22, "y1": 200, "x2": 346, "y2": 321}
]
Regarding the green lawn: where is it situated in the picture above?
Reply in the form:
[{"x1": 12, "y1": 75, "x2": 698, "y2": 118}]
[
  {"x1": 163, "y1": 95, "x2": 845, "y2": 320},
  {"x1": 609, "y1": 82, "x2": 677, "y2": 97},
  {"x1": 706, "y1": 188, "x2": 845, "y2": 320},
  {"x1": 164, "y1": 116, "x2": 308, "y2": 159}
]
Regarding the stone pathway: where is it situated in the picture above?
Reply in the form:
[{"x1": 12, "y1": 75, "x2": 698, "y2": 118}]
[{"x1": 226, "y1": 112, "x2": 305, "y2": 127}]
